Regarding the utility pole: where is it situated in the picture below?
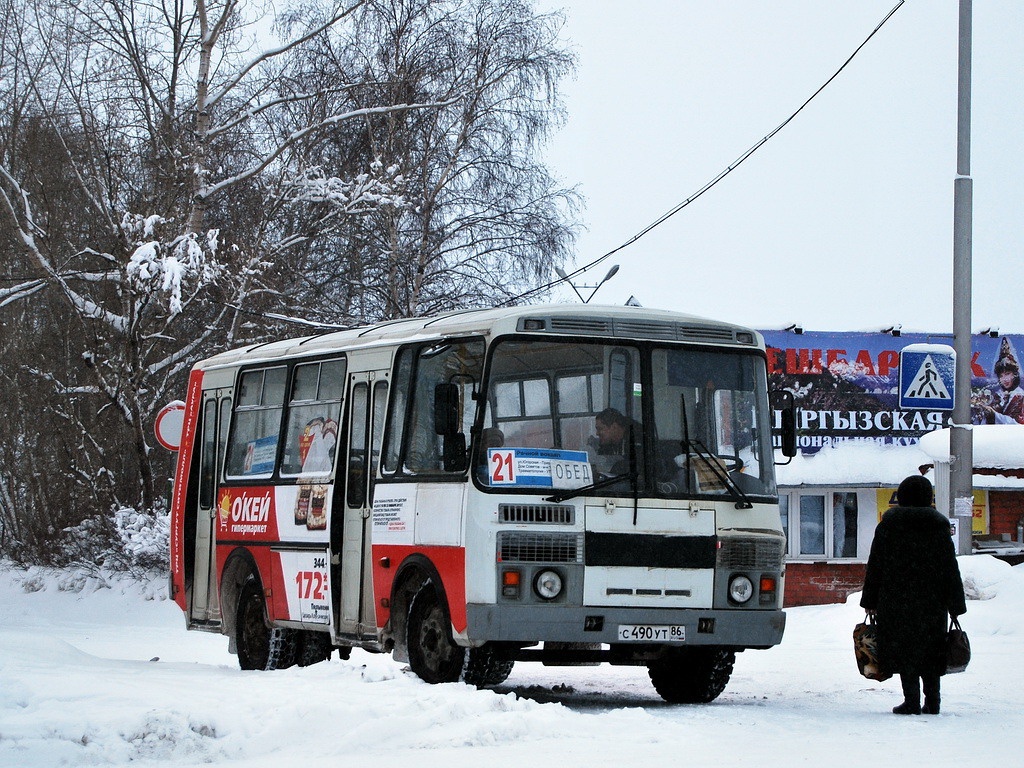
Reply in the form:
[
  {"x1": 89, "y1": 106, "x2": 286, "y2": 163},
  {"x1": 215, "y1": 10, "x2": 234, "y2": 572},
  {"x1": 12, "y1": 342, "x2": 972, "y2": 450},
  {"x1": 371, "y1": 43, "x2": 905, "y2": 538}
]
[{"x1": 949, "y1": 0, "x2": 974, "y2": 555}]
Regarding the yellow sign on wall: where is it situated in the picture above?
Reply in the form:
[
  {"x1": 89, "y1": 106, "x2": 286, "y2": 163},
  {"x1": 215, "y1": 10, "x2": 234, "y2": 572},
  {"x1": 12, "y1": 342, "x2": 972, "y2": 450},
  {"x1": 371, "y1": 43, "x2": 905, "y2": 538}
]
[{"x1": 875, "y1": 488, "x2": 988, "y2": 534}]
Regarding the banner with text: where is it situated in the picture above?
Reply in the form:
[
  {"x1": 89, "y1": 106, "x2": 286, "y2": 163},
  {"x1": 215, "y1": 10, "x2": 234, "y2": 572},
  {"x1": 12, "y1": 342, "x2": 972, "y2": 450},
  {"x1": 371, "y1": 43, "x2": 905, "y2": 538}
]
[{"x1": 761, "y1": 330, "x2": 1024, "y2": 454}]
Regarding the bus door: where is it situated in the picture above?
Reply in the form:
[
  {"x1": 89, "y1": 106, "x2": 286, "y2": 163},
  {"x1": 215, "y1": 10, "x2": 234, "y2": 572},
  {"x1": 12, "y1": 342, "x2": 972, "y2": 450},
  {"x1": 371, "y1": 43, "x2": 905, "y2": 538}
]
[
  {"x1": 338, "y1": 371, "x2": 389, "y2": 636},
  {"x1": 192, "y1": 388, "x2": 231, "y2": 624}
]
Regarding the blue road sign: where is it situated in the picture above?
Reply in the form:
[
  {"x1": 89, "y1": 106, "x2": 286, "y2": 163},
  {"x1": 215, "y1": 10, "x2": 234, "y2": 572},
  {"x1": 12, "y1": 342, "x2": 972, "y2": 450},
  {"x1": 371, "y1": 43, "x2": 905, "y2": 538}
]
[{"x1": 899, "y1": 345, "x2": 955, "y2": 410}]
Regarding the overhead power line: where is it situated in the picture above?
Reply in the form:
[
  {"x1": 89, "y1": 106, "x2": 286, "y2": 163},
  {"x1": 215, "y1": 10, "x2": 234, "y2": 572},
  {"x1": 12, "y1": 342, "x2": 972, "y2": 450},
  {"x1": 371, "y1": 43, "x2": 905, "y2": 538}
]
[{"x1": 503, "y1": 0, "x2": 906, "y2": 307}]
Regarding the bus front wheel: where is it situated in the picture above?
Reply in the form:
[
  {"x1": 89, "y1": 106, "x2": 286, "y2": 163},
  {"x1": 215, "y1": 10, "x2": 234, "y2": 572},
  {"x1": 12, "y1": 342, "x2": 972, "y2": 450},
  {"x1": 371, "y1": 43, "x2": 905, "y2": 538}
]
[
  {"x1": 647, "y1": 647, "x2": 735, "y2": 703},
  {"x1": 407, "y1": 585, "x2": 465, "y2": 683},
  {"x1": 405, "y1": 584, "x2": 512, "y2": 687}
]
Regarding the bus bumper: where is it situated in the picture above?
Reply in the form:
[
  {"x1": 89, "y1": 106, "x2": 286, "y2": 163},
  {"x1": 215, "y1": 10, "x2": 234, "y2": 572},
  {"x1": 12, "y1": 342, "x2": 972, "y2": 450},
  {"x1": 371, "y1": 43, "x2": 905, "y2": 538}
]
[{"x1": 465, "y1": 604, "x2": 786, "y2": 649}]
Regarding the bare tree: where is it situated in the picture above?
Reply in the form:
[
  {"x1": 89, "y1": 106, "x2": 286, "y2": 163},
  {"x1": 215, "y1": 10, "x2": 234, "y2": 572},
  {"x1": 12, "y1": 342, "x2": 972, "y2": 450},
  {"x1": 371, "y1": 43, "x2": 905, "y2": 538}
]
[
  {"x1": 275, "y1": 0, "x2": 580, "y2": 321},
  {"x1": 0, "y1": 0, "x2": 452, "y2": 556}
]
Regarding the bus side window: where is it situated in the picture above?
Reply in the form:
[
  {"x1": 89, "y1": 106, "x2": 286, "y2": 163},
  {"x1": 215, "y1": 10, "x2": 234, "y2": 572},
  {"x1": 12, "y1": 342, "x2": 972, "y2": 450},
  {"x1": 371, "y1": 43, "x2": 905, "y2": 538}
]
[
  {"x1": 347, "y1": 383, "x2": 370, "y2": 507},
  {"x1": 199, "y1": 400, "x2": 217, "y2": 509},
  {"x1": 370, "y1": 381, "x2": 388, "y2": 497},
  {"x1": 389, "y1": 339, "x2": 484, "y2": 475},
  {"x1": 225, "y1": 366, "x2": 287, "y2": 478},
  {"x1": 383, "y1": 349, "x2": 414, "y2": 474},
  {"x1": 280, "y1": 358, "x2": 346, "y2": 476}
]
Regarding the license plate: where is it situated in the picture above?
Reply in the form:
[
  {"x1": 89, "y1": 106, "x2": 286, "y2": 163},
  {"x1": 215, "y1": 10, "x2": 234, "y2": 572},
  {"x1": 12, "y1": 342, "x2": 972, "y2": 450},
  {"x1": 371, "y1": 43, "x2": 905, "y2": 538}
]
[{"x1": 616, "y1": 624, "x2": 685, "y2": 642}]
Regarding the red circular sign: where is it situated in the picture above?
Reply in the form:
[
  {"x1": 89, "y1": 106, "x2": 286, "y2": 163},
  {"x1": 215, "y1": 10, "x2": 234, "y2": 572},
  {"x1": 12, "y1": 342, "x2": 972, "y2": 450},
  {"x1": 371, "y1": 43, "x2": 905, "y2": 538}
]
[{"x1": 155, "y1": 401, "x2": 186, "y2": 451}]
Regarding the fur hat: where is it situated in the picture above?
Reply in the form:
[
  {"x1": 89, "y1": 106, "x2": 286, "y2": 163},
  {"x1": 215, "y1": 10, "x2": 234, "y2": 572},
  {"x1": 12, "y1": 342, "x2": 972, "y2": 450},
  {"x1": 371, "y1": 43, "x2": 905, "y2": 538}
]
[
  {"x1": 995, "y1": 336, "x2": 1020, "y2": 376},
  {"x1": 896, "y1": 475, "x2": 934, "y2": 508}
]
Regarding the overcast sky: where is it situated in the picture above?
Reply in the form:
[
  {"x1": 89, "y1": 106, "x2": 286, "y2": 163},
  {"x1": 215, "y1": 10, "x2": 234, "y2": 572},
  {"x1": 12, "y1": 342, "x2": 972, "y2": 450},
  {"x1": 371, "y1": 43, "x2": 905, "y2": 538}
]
[{"x1": 534, "y1": 1, "x2": 1023, "y2": 334}]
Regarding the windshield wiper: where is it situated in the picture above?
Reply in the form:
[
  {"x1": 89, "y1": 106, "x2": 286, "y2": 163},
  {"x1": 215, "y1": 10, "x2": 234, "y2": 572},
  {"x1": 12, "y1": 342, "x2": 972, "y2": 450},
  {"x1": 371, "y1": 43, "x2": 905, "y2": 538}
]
[
  {"x1": 688, "y1": 438, "x2": 754, "y2": 510},
  {"x1": 679, "y1": 393, "x2": 752, "y2": 509},
  {"x1": 544, "y1": 471, "x2": 636, "y2": 503}
]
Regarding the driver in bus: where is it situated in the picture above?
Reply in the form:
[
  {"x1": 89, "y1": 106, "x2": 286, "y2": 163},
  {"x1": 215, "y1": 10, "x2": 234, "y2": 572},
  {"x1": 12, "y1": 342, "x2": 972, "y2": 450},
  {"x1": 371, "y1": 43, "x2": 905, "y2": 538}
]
[{"x1": 592, "y1": 408, "x2": 640, "y2": 477}]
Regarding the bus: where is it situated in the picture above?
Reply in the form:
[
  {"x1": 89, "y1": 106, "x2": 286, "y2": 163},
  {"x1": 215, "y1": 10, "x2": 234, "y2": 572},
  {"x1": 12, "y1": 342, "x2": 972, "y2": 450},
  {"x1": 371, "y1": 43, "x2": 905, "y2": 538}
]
[{"x1": 168, "y1": 304, "x2": 794, "y2": 702}]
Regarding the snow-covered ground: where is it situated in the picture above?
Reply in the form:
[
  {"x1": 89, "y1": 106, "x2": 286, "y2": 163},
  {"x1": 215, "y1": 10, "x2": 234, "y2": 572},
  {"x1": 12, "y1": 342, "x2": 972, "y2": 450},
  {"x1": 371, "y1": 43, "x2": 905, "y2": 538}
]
[{"x1": 1, "y1": 557, "x2": 1022, "y2": 768}]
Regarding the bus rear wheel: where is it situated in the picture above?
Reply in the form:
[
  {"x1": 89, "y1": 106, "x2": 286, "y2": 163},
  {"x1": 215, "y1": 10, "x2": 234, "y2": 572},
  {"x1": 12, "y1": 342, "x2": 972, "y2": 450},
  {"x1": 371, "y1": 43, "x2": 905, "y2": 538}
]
[
  {"x1": 236, "y1": 576, "x2": 297, "y2": 671},
  {"x1": 296, "y1": 630, "x2": 334, "y2": 667},
  {"x1": 647, "y1": 647, "x2": 736, "y2": 703}
]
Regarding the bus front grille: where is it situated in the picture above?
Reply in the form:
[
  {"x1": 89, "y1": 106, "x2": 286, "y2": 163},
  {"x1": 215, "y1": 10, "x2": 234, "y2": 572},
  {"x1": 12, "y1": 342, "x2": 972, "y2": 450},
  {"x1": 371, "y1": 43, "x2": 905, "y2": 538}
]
[
  {"x1": 497, "y1": 532, "x2": 584, "y2": 563},
  {"x1": 499, "y1": 504, "x2": 575, "y2": 525},
  {"x1": 717, "y1": 537, "x2": 785, "y2": 571}
]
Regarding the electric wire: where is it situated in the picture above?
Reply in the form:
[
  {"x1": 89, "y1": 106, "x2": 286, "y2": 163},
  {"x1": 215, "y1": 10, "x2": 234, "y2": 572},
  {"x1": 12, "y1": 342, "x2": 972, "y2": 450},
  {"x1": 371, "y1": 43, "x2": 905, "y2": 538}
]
[
  {"x1": 500, "y1": 0, "x2": 906, "y2": 307},
  {"x1": 4, "y1": 1, "x2": 906, "y2": 329}
]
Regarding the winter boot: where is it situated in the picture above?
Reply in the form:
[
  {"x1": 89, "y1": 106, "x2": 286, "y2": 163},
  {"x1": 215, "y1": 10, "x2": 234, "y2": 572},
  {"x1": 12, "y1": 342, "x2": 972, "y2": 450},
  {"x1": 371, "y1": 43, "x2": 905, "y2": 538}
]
[
  {"x1": 921, "y1": 676, "x2": 940, "y2": 714},
  {"x1": 894, "y1": 674, "x2": 922, "y2": 715},
  {"x1": 892, "y1": 701, "x2": 922, "y2": 715}
]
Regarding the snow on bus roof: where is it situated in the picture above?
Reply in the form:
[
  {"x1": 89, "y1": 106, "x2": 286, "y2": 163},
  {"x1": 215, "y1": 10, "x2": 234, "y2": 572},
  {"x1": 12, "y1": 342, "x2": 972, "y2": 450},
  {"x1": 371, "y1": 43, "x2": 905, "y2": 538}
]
[{"x1": 195, "y1": 303, "x2": 759, "y2": 370}]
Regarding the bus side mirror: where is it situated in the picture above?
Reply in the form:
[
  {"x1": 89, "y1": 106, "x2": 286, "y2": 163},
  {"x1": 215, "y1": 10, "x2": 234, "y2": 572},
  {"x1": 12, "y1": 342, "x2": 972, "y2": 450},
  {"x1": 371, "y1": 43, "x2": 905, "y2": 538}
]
[
  {"x1": 442, "y1": 434, "x2": 467, "y2": 473},
  {"x1": 434, "y1": 383, "x2": 461, "y2": 436},
  {"x1": 434, "y1": 382, "x2": 469, "y2": 472},
  {"x1": 771, "y1": 390, "x2": 798, "y2": 459}
]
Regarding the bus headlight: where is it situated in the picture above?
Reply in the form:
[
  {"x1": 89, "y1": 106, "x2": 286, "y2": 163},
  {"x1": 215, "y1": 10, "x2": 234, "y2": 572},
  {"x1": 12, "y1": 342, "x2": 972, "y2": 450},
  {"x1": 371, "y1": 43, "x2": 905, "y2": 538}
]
[
  {"x1": 534, "y1": 569, "x2": 563, "y2": 600},
  {"x1": 729, "y1": 575, "x2": 753, "y2": 604}
]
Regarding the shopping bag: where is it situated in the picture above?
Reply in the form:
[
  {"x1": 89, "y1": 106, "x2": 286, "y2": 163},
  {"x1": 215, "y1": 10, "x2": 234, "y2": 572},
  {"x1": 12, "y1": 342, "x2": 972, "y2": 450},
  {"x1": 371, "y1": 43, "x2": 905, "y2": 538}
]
[
  {"x1": 853, "y1": 614, "x2": 892, "y2": 681},
  {"x1": 946, "y1": 617, "x2": 971, "y2": 674}
]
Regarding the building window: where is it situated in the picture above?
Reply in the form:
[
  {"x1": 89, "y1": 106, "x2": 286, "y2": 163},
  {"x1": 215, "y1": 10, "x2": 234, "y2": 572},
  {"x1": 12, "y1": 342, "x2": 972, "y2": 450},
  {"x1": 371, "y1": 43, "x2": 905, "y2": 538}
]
[
  {"x1": 781, "y1": 490, "x2": 860, "y2": 559},
  {"x1": 799, "y1": 495, "x2": 826, "y2": 555},
  {"x1": 832, "y1": 492, "x2": 858, "y2": 558}
]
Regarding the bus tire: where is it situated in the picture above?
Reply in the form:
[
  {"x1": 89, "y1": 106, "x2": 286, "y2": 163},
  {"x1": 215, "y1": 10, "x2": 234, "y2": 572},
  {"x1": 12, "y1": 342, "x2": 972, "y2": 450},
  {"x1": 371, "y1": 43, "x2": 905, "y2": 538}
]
[
  {"x1": 647, "y1": 647, "x2": 735, "y2": 704},
  {"x1": 236, "y1": 576, "x2": 298, "y2": 671},
  {"x1": 296, "y1": 630, "x2": 333, "y2": 667},
  {"x1": 407, "y1": 584, "x2": 466, "y2": 683},
  {"x1": 406, "y1": 584, "x2": 514, "y2": 687},
  {"x1": 472, "y1": 655, "x2": 514, "y2": 687}
]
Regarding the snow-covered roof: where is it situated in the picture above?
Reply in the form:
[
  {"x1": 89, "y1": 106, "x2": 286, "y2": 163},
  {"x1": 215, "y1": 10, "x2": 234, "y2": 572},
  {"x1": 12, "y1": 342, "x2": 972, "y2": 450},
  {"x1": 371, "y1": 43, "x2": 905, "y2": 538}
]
[
  {"x1": 775, "y1": 441, "x2": 932, "y2": 487},
  {"x1": 919, "y1": 425, "x2": 1024, "y2": 469},
  {"x1": 777, "y1": 431, "x2": 1024, "y2": 489}
]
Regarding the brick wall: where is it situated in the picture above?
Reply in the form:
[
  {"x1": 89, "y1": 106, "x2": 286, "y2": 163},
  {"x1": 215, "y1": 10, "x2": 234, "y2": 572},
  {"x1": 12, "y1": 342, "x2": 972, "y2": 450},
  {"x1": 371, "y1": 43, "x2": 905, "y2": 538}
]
[
  {"x1": 989, "y1": 490, "x2": 1024, "y2": 540},
  {"x1": 784, "y1": 561, "x2": 866, "y2": 607}
]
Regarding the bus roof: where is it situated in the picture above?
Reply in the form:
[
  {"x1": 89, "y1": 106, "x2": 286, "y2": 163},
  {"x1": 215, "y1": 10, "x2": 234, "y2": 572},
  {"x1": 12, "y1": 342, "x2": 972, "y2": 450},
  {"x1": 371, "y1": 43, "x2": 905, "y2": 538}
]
[{"x1": 194, "y1": 303, "x2": 764, "y2": 371}]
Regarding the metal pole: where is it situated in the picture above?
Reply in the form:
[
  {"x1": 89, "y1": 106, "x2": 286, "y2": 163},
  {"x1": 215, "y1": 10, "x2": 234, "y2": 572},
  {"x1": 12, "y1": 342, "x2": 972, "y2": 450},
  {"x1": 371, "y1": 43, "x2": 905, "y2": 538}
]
[{"x1": 949, "y1": 0, "x2": 974, "y2": 555}]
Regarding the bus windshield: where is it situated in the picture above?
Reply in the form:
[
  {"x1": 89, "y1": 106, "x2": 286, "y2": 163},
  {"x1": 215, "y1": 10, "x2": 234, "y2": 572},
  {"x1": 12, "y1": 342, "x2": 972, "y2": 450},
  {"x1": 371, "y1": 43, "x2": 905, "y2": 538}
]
[{"x1": 477, "y1": 338, "x2": 776, "y2": 500}]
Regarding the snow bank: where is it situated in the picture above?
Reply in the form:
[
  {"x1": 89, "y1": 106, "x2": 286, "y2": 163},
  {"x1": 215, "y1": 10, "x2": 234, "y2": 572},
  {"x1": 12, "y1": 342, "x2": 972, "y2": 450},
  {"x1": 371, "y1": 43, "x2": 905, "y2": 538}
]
[
  {"x1": 957, "y1": 554, "x2": 1016, "y2": 600},
  {"x1": 2, "y1": 560, "x2": 1024, "y2": 768},
  {"x1": 2, "y1": 562, "x2": 167, "y2": 602}
]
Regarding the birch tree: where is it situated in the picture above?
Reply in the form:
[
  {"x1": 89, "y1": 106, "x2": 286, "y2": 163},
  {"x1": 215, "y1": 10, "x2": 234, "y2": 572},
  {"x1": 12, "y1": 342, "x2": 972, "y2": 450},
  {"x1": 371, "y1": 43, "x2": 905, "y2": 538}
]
[{"x1": 272, "y1": 0, "x2": 580, "y2": 321}]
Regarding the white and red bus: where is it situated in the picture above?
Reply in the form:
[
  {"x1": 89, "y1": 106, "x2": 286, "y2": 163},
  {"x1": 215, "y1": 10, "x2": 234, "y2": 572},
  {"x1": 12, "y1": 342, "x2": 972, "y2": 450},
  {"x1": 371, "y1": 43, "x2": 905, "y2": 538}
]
[{"x1": 168, "y1": 304, "x2": 793, "y2": 702}]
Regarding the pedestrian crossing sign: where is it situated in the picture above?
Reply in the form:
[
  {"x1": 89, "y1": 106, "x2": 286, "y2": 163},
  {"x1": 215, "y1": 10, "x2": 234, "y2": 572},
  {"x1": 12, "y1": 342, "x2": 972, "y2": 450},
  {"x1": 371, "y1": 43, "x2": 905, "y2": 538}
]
[{"x1": 899, "y1": 344, "x2": 956, "y2": 410}]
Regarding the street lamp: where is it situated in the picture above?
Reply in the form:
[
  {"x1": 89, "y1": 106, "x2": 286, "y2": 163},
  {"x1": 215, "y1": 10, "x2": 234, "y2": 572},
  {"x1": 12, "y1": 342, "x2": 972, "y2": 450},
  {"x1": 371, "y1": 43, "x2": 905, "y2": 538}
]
[{"x1": 555, "y1": 264, "x2": 620, "y2": 304}]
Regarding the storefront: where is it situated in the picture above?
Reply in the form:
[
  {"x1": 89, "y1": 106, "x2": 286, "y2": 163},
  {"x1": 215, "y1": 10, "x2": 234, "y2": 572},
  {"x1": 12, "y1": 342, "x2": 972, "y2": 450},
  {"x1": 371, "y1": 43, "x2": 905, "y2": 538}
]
[{"x1": 762, "y1": 328, "x2": 1024, "y2": 606}]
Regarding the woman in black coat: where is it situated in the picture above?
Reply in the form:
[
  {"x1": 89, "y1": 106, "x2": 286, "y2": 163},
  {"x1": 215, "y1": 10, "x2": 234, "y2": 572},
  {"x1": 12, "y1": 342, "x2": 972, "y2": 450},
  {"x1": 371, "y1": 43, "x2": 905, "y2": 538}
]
[{"x1": 861, "y1": 475, "x2": 967, "y2": 715}]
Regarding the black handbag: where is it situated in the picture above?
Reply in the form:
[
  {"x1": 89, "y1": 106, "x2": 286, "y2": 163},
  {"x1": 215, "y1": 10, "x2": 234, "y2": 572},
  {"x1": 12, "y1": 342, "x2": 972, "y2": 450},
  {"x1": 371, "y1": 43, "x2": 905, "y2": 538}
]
[
  {"x1": 946, "y1": 617, "x2": 971, "y2": 674},
  {"x1": 853, "y1": 614, "x2": 892, "y2": 681}
]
